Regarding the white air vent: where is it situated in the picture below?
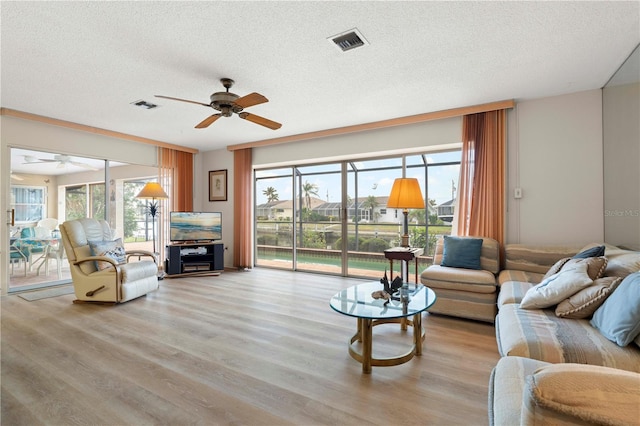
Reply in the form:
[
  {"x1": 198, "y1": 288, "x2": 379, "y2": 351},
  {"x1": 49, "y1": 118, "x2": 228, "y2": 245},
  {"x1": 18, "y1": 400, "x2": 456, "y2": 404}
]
[
  {"x1": 328, "y1": 28, "x2": 368, "y2": 52},
  {"x1": 131, "y1": 100, "x2": 158, "y2": 109}
]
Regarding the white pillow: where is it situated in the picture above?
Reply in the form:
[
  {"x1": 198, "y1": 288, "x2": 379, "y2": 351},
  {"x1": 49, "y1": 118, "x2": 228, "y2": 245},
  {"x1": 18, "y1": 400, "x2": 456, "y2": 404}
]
[{"x1": 520, "y1": 262, "x2": 592, "y2": 309}]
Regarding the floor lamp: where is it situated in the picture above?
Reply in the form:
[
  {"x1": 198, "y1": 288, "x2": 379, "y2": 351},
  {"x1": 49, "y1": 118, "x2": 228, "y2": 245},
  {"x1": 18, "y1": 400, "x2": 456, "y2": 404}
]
[
  {"x1": 387, "y1": 177, "x2": 425, "y2": 248},
  {"x1": 135, "y1": 182, "x2": 169, "y2": 255}
]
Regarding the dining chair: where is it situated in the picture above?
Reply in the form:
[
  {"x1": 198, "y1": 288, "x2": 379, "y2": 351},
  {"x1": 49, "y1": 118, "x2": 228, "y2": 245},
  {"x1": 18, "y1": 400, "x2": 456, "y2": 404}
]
[
  {"x1": 17, "y1": 227, "x2": 46, "y2": 271},
  {"x1": 37, "y1": 240, "x2": 65, "y2": 279},
  {"x1": 9, "y1": 243, "x2": 28, "y2": 276}
]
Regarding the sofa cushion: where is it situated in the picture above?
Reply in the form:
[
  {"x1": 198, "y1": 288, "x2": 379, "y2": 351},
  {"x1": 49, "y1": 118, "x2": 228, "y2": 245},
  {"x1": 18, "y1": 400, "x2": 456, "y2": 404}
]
[
  {"x1": 495, "y1": 303, "x2": 640, "y2": 372},
  {"x1": 489, "y1": 356, "x2": 549, "y2": 426},
  {"x1": 540, "y1": 257, "x2": 571, "y2": 281},
  {"x1": 579, "y1": 243, "x2": 640, "y2": 279},
  {"x1": 498, "y1": 270, "x2": 545, "y2": 287},
  {"x1": 426, "y1": 288, "x2": 497, "y2": 322},
  {"x1": 440, "y1": 236, "x2": 483, "y2": 270},
  {"x1": 504, "y1": 244, "x2": 582, "y2": 274},
  {"x1": 572, "y1": 244, "x2": 605, "y2": 258},
  {"x1": 521, "y1": 363, "x2": 640, "y2": 426},
  {"x1": 555, "y1": 276, "x2": 622, "y2": 319},
  {"x1": 543, "y1": 256, "x2": 607, "y2": 282},
  {"x1": 591, "y1": 272, "x2": 640, "y2": 347},
  {"x1": 604, "y1": 247, "x2": 640, "y2": 279},
  {"x1": 498, "y1": 281, "x2": 534, "y2": 307},
  {"x1": 434, "y1": 236, "x2": 500, "y2": 274},
  {"x1": 520, "y1": 262, "x2": 592, "y2": 309},
  {"x1": 421, "y1": 265, "x2": 496, "y2": 290}
]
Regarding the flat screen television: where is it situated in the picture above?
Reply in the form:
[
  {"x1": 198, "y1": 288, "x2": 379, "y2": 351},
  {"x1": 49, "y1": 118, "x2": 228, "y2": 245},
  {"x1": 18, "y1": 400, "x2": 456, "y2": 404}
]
[{"x1": 170, "y1": 212, "x2": 222, "y2": 243}]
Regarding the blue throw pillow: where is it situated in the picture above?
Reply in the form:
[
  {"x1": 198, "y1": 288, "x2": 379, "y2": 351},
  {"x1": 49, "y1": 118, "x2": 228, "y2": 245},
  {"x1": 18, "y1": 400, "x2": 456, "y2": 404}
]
[
  {"x1": 441, "y1": 236, "x2": 483, "y2": 270},
  {"x1": 573, "y1": 245, "x2": 605, "y2": 259},
  {"x1": 590, "y1": 272, "x2": 640, "y2": 346}
]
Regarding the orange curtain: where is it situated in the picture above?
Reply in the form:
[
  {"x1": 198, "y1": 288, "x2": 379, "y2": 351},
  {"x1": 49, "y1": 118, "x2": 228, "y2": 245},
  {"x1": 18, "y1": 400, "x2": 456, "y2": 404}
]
[
  {"x1": 233, "y1": 148, "x2": 253, "y2": 269},
  {"x1": 158, "y1": 147, "x2": 194, "y2": 251},
  {"x1": 456, "y1": 110, "x2": 506, "y2": 246}
]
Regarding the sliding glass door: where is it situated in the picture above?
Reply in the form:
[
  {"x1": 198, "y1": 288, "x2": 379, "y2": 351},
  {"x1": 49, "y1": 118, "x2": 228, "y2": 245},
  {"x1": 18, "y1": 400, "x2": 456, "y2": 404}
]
[
  {"x1": 294, "y1": 163, "x2": 343, "y2": 274},
  {"x1": 255, "y1": 168, "x2": 295, "y2": 269},
  {"x1": 254, "y1": 150, "x2": 461, "y2": 279},
  {"x1": 7, "y1": 147, "x2": 156, "y2": 291}
]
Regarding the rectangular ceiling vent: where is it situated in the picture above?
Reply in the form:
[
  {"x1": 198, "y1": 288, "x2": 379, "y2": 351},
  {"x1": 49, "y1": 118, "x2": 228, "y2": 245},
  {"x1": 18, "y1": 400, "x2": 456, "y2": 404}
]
[
  {"x1": 329, "y1": 28, "x2": 368, "y2": 52},
  {"x1": 131, "y1": 100, "x2": 158, "y2": 109}
]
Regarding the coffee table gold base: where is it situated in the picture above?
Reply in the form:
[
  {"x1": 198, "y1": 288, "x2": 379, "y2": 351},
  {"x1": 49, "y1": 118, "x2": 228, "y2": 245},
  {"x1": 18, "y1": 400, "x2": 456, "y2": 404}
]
[{"x1": 348, "y1": 314, "x2": 425, "y2": 374}]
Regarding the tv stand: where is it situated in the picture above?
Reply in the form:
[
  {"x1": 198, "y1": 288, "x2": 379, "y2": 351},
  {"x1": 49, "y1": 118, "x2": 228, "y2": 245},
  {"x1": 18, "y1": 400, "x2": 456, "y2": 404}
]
[{"x1": 165, "y1": 242, "x2": 224, "y2": 278}]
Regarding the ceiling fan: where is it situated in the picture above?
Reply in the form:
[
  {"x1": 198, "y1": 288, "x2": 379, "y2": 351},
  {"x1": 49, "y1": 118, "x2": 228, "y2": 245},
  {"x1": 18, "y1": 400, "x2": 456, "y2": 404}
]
[
  {"x1": 155, "y1": 78, "x2": 282, "y2": 130},
  {"x1": 23, "y1": 154, "x2": 98, "y2": 170}
]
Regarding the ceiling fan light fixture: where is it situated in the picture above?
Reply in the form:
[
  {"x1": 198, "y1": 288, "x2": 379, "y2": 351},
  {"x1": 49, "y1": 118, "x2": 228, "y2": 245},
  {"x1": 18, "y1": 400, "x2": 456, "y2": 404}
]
[{"x1": 156, "y1": 78, "x2": 281, "y2": 130}]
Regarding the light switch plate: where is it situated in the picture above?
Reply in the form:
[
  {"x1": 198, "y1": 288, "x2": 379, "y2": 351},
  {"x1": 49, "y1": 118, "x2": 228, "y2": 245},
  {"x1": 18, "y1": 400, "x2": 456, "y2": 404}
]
[{"x1": 514, "y1": 188, "x2": 523, "y2": 199}]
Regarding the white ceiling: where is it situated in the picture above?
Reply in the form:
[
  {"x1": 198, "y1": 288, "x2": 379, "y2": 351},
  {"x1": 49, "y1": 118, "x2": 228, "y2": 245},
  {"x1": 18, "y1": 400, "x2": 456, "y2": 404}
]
[
  {"x1": 1, "y1": 1, "x2": 639, "y2": 153},
  {"x1": 10, "y1": 148, "x2": 127, "y2": 176}
]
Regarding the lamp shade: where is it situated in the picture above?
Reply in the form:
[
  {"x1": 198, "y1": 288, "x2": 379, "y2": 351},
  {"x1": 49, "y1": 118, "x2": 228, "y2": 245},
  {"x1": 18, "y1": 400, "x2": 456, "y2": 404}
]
[
  {"x1": 387, "y1": 178, "x2": 425, "y2": 209},
  {"x1": 136, "y1": 182, "x2": 168, "y2": 200}
]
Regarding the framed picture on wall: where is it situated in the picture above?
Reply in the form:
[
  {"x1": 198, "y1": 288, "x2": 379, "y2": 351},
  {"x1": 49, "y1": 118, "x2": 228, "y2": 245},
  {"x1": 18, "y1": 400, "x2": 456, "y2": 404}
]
[{"x1": 209, "y1": 170, "x2": 227, "y2": 202}]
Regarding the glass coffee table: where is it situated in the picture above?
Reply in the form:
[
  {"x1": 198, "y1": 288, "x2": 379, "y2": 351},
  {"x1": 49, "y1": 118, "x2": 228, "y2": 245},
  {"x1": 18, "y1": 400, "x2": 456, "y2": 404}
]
[{"x1": 330, "y1": 281, "x2": 436, "y2": 373}]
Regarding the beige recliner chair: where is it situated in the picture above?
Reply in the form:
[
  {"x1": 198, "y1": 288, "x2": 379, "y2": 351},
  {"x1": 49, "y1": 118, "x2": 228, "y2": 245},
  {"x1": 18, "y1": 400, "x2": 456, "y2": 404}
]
[{"x1": 60, "y1": 218, "x2": 159, "y2": 303}]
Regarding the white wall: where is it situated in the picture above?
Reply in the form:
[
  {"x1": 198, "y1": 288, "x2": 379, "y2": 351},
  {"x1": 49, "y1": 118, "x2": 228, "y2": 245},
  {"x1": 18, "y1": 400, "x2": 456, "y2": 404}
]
[
  {"x1": 253, "y1": 116, "x2": 462, "y2": 167},
  {"x1": 197, "y1": 149, "x2": 235, "y2": 268},
  {"x1": 506, "y1": 89, "x2": 604, "y2": 246}
]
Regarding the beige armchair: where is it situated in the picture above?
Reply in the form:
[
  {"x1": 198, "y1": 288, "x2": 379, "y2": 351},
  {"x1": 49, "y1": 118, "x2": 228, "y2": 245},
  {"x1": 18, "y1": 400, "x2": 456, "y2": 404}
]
[
  {"x1": 420, "y1": 236, "x2": 500, "y2": 323},
  {"x1": 60, "y1": 218, "x2": 159, "y2": 303}
]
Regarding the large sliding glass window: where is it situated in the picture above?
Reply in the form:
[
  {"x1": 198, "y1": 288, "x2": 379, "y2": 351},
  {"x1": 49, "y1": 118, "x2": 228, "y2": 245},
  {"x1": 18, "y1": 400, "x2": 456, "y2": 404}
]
[
  {"x1": 254, "y1": 149, "x2": 461, "y2": 279},
  {"x1": 8, "y1": 147, "x2": 156, "y2": 291}
]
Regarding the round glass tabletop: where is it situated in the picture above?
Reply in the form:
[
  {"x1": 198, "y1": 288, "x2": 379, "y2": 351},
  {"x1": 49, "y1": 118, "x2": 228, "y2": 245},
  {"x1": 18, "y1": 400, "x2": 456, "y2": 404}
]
[{"x1": 330, "y1": 281, "x2": 436, "y2": 320}]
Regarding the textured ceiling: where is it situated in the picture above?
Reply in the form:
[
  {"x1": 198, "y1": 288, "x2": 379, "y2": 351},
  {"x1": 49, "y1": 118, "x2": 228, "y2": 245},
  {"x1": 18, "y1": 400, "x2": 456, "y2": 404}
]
[{"x1": 1, "y1": 1, "x2": 639, "y2": 153}]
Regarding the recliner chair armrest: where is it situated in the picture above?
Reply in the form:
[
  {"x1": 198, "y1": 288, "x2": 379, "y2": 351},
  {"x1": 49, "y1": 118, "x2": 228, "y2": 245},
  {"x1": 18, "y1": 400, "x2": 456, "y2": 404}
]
[
  {"x1": 125, "y1": 250, "x2": 157, "y2": 264},
  {"x1": 74, "y1": 255, "x2": 118, "y2": 270}
]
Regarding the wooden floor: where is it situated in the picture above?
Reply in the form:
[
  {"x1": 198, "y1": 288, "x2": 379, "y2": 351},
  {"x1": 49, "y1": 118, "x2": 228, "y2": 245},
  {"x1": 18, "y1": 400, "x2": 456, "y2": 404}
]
[{"x1": 1, "y1": 268, "x2": 500, "y2": 426}]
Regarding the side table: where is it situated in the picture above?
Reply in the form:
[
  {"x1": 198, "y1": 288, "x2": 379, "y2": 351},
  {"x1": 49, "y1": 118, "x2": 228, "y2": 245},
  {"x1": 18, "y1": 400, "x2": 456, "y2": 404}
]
[{"x1": 383, "y1": 247, "x2": 424, "y2": 284}]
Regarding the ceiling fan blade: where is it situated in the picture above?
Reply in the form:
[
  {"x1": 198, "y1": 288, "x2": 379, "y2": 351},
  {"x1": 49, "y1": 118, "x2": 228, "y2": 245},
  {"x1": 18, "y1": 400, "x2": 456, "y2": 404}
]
[
  {"x1": 195, "y1": 114, "x2": 223, "y2": 129},
  {"x1": 23, "y1": 155, "x2": 56, "y2": 164},
  {"x1": 234, "y1": 92, "x2": 268, "y2": 109},
  {"x1": 155, "y1": 95, "x2": 210, "y2": 107},
  {"x1": 238, "y1": 112, "x2": 282, "y2": 130}
]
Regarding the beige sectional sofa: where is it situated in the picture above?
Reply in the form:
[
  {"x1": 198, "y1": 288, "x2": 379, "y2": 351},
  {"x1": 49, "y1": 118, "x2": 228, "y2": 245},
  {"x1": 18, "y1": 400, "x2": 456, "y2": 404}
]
[
  {"x1": 489, "y1": 243, "x2": 640, "y2": 425},
  {"x1": 421, "y1": 238, "x2": 640, "y2": 422}
]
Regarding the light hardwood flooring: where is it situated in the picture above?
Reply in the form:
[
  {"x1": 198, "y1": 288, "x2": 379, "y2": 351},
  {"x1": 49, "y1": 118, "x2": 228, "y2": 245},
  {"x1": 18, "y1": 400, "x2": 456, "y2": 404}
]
[{"x1": 1, "y1": 268, "x2": 500, "y2": 425}]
